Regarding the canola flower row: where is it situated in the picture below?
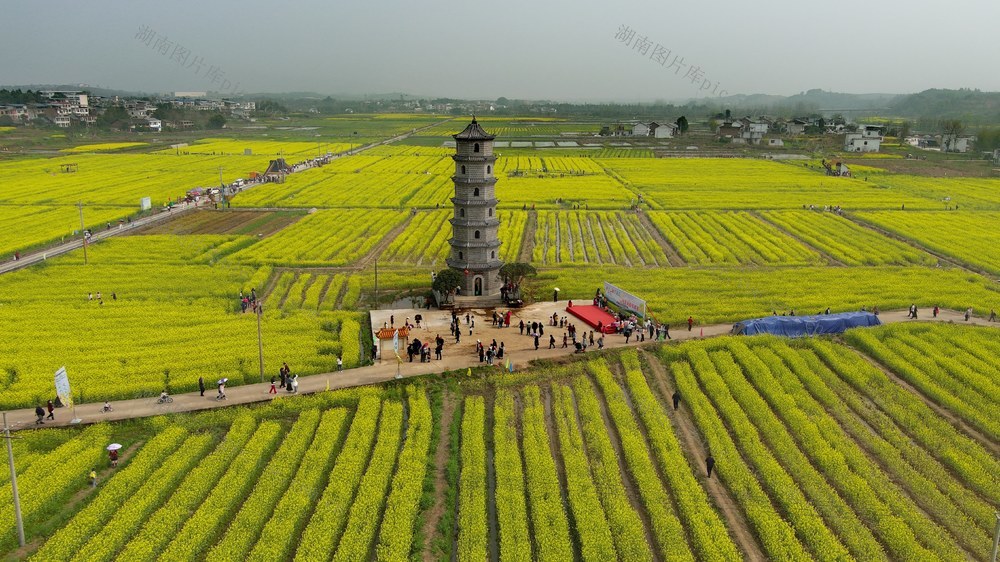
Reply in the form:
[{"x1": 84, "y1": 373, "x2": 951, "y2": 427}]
[
  {"x1": 30, "y1": 426, "x2": 190, "y2": 561},
  {"x1": 295, "y1": 394, "x2": 382, "y2": 560},
  {"x1": 533, "y1": 210, "x2": 667, "y2": 266},
  {"x1": 156, "y1": 139, "x2": 353, "y2": 157},
  {"x1": 231, "y1": 209, "x2": 408, "y2": 267},
  {"x1": 492, "y1": 389, "x2": 533, "y2": 561},
  {"x1": 61, "y1": 142, "x2": 149, "y2": 153},
  {"x1": 770, "y1": 340, "x2": 995, "y2": 555},
  {"x1": 618, "y1": 350, "x2": 741, "y2": 560},
  {"x1": 845, "y1": 325, "x2": 1000, "y2": 441},
  {"x1": 156, "y1": 420, "x2": 284, "y2": 560},
  {"x1": 519, "y1": 385, "x2": 574, "y2": 561},
  {"x1": 331, "y1": 401, "x2": 405, "y2": 562},
  {"x1": 0, "y1": 425, "x2": 111, "y2": 553},
  {"x1": 0, "y1": 204, "x2": 135, "y2": 258},
  {"x1": 587, "y1": 360, "x2": 694, "y2": 560},
  {"x1": 551, "y1": 384, "x2": 618, "y2": 560},
  {"x1": 374, "y1": 387, "x2": 434, "y2": 560},
  {"x1": 647, "y1": 211, "x2": 821, "y2": 266},
  {"x1": 760, "y1": 210, "x2": 934, "y2": 266},
  {"x1": 380, "y1": 210, "x2": 452, "y2": 266},
  {"x1": 728, "y1": 340, "x2": 965, "y2": 560},
  {"x1": 857, "y1": 211, "x2": 1000, "y2": 275},
  {"x1": 115, "y1": 415, "x2": 259, "y2": 560},
  {"x1": 244, "y1": 409, "x2": 349, "y2": 561},
  {"x1": 205, "y1": 410, "x2": 323, "y2": 561},
  {"x1": 456, "y1": 396, "x2": 488, "y2": 561}
]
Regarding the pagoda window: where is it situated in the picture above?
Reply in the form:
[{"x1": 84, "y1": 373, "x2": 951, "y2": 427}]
[
  {"x1": 460, "y1": 208, "x2": 465, "y2": 217},
  {"x1": 474, "y1": 187, "x2": 480, "y2": 197},
  {"x1": 474, "y1": 143, "x2": 480, "y2": 153},
  {"x1": 487, "y1": 165, "x2": 491, "y2": 174},
  {"x1": 488, "y1": 208, "x2": 493, "y2": 217},
  {"x1": 474, "y1": 230, "x2": 481, "y2": 239},
  {"x1": 461, "y1": 165, "x2": 466, "y2": 174},
  {"x1": 491, "y1": 251, "x2": 496, "y2": 259},
  {"x1": 459, "y1": 251, "x2": 463, "y2": 260}
]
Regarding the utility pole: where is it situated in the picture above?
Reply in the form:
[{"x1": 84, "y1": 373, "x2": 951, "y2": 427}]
[
  {"x1": 374, "y1": 258, "x2": 379, "y2": 310},
  {"x1": 256, "y1": 301, "x2": 265, "y2": 383},
  {"x1": 2, "y1": 413, "x2": 25, "y2": 547},
  {"x1": 77, "y1": 202, "x2": 87, "y2": 265}
]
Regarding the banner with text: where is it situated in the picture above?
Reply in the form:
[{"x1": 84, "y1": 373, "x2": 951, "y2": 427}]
[
  {"x1": 603, "y1": 281, "x2": 647, "y2": 318},
  {"x1": 54, "y1": 366, "x2": 73, "y2": 409}
]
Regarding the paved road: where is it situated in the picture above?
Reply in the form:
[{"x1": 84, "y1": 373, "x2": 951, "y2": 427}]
[
  {"x1": 0, "y1": 203, "x2": 197, "y2": 275},
  {"x1": 3, "y1": 307, "x2": 994, "y2": 430}
]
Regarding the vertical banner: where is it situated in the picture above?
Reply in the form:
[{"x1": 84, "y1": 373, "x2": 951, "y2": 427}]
[
  {"x1": 603, "y1": 281, "x2": 647, "y2": 318},
  {"x1": 392, "y1": 329, "x2": 399, "y2": 353},
  {"x1": 54, "y1": 366, "x2": 73, "y2": 409}
]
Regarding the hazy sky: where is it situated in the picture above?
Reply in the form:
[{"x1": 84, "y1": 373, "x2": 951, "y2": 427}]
[{"x1": 3, "y1": 0, "x2": 999, "y2": 101}]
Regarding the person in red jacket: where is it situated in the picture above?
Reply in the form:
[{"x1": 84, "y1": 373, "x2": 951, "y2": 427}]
[{"x1": 687, "y1": 316, "x2": 694, "y2": 331}]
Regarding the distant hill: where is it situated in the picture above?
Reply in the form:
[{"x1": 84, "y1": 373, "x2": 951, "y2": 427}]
[{"x1": 887, "y1": 89, "x2": 1000, "y2": 123}]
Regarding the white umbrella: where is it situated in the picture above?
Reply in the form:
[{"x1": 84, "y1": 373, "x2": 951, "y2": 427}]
[
  {"x1": 106, "y1": 443, "x2": 122, "y2": 451},
  {"x1": 217, "y1": 378, "x2": 228, "y2": 385}
]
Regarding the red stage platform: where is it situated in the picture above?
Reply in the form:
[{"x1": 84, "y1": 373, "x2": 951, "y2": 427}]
[{"x1": 566, "y1": 304, "x2": 617, "y2": 333}]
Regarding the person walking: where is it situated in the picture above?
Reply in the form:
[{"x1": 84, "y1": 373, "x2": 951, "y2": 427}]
[
  {"x1": 291, "y1": 375, "x2": 299, "y2": 394},
  {"x1": 549, "y1": 334, "x2": 556, "y2": 349},
  {"x1": 705, "y1": 454, "x2": 715, "y2": 478},
  {"x1": 672, "y1": 391, "x2": 681, "y2": 410},
  {"x1": 965, "y1": 307, "x2": 972, "y2": 321},
  {"x1": 534, "y1": 334, "x2": 540, "y2": 350},
  {"x1": 687, "y1": 316, "x2": 694, "y2": 331},
  {"x1": 597, "y1": 335, "x2": 604, "y2": 349},
  {"x1": 109, "y1": 449, "x2": 119, "y2": 468},
  {"x1": 35, "y1": 405, "x2": 45, "y2": 425},
  {"x1": 198, "y1": 376, "x2": 205, "y2": 397},
  {"x1": 518, "y1": 320, "x2": 525, "y2": 335},
  {"x1": 217, "y1": 381, "x2": 227, "y2": 400},
  {"x1": 337, "y1": 356, "x2": 343, "y2": 372},
  {"x1": 89, "y1": 468, "x2": 98, "y2": 488},
  {"x1": 663, "y1": 323, "x2": 671, "y2": 340},
  {"x1": 269, "y1": 376, "x2": 277, "y2": 394},
  {"x1": 990, "y1": 309, "x2": 997, "y2": 322},
  {"x1": 933, "y1": 306, "x2": 939, "y2": 318},
  {"x1": 46, "y1": 399, "x2": 55, "y2": 420}
]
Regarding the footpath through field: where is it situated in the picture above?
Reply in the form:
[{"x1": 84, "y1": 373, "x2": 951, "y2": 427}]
[{"x1": 2, "y1": 305, "x2": 994, "y2": 430}]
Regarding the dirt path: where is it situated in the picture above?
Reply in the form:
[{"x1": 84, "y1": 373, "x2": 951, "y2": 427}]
[
  {"x1": 847, "y1": 346, "x2": 1000, "y2": 457},
  {"x1": 751, "y1": 211, "x2": 845, "y2": 266},
  {"x1": 276, "y1": 272, "x2": 299, "y2": 309},
  {"x1": 354, "y1": 212, "x2": 415, "y2": 271},
  {"x1": 517, "y1": 211, "x2": 537, "y2": 263},
  {"x1": 541, "y1": 384, "x2": 582, "y2": 562},
  {"x1": 636, "y1": 212, "x2": 684, "y2": 266},
  {"x1": 421, "y1": 391, "x2": 455, "y2": 562},
  {"x1": 639, "y1": 350, "x2": 766, "y2": 562}
]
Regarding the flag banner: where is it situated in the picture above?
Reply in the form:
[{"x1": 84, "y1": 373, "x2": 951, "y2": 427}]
[
  {"x1": 54, "y1": 366, "x2": 73, "y2": 409},
  {"x1": 603, "y1": 281, "x2": 647, "y2": 318},
  {"x1": 392, "y1": 329, "x2": 400, "y2": 353}
]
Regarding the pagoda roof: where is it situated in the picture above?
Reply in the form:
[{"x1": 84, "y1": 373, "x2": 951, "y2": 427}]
[{"x1": 452, "y1": 117, "x2": 495, "y2": 141}]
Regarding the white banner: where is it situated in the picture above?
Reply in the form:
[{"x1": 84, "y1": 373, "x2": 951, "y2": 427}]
[
  {"x1": 54, "y1": 366, "x2": 73, "y2": 409},
  {"x1": 603, "y1": 281, "x2": 647, "y2": 318},
  {"x1": 392, "y1": 329, "x2": 400, "y2": 353}
]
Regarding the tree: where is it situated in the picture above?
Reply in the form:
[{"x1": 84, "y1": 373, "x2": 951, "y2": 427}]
[
  {"x1": 499, "y1": 262, "x2": 537, "y2": 287},
  {"x1": 724, "y1": 108, "x2": 731, "y2": 120},
  {"x1": 206, "y1": 113, "x2": 227, "y2": 130},
  {"x1": 940, "y1": 119, "x2": 965, "y2": 152},
  {"x1": 432, "y1": 269, "x2": 463, "y2": 302},
  {"x1": 675, "y1": 115, "x2": 689, "y2": 134}
]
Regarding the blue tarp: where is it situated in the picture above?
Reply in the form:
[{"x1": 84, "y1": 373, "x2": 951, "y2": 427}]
[{"x1": 731, "y1": 311, "x2": 881, "y2": 337}]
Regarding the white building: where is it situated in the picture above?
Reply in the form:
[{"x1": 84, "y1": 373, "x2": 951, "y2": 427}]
[
  {"x1": 652, "y1": 122, "x2": 678, "y2": 138},
  {"x1": 54, "y1": 115, "x2": 71, "y2": 128},
  {"x1": 941, "y1": 135, "x2": 970, "y2": 153},
  {"x1": 631, "y1": 122, "x2": 650, "y2": 136},
  {"x1": 147, "y1": 118, "x2": 162, "y2": 132},
  {"x1": 844, "y1": 124, "x2": 883, "y2": 152}
]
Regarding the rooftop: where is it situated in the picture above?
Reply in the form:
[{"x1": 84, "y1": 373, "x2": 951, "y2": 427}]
[{"x1": 452, "y1": 117, "x2": 496, "y2": 141}]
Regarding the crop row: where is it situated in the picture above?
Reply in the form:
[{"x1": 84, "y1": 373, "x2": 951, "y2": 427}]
[
  {"x1": 331, "y1": 400, "x2": 404, "y2": 562},
  {"x1": 230, "y1": 209, "x2": 408, "y2": 267},
  {"x1": 116, "y1": 415, "x2": 259, "y2": 560},
  {"x1": 295, "y1": 394, "x2": 382, "y2": 560},
  {"x1": 760, "y1": 210, "x2": 934, "y2": 266},
  {"x1": 204, "y1": 410, "x2": 323, "y2": 561},
  {"x1": 770, "y1": 340, "x2": 995, "y2": 554},
  {"x1": 532, "y1": 211, "x2": 667, "y2": 266},
  {"x1": 0, "y1": 425, "x2": 112, "y2": 552},
  {"x1": 456, "y1": 396, "x2": 488, "y2": 560},
  {"x1": 493, "y1": 389, "x2": 532, "y2": 561},
  {"x1": 31, "y1": 426, "x2": 189, "y2": 561},
  {"x1": 380, "y1": 210, "x2": 451, "y2": 266},
  {"x1": 246, "y1": 409, "x2": 350, "y2": 561},
  {"x1": 587, "y1": 360, "x2": 694, "y2": 560},
  {"x1": 647, "y1": 211, "x2": 821, "y2": 266},
  {"x1": 857, "y1": 211, "x2": 1000, "y2": 275},
  {"x1": 375, "y1": 387, "x2": 434, "y2": 560},
  {"x1": 618, "y1": 350, "x2": 741, "y2": 560},
  {"x1": 845, "y1": 327, "x2": 1000, "y2": 440}
]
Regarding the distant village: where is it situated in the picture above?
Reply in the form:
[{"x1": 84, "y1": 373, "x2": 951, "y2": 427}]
[
  {"x1": 0, "y1": 90, "x2": 255, "y2": 132},
  {"x1": 604, "y1": 115, "x2": 979, "y2": 155}
]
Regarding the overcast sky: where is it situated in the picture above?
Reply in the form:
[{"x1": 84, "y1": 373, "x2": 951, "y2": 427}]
[{"x1": 3, "y1": 0, "x2": 999, "y2": 101}]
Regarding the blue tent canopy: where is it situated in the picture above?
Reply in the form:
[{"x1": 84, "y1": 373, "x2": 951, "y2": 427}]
[{"x1": 731, "y1": 311, "x2": 881, "y2": 337}]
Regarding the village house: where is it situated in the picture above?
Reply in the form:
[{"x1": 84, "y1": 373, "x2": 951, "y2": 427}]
[
  {"x1": 844, "y1": 124, "x2": 883, "y2": 152},
  {"x1": 651, "y1": 122, "x2": 678, "y2": 138}
]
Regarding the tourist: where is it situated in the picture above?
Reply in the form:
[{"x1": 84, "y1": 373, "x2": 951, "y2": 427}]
[
  {"x1": 933, "y1": 305, "x2": 939, "y2": 318},
  {"x1": 46, "y1": 400, "x2": 54, "y2": 420},
  {"x1": 337, "y1": 355, "x2": 343, "y2": 371},
  {"x1": 705, "y1": 454, "x2": 715, "y2": 478},
  {"x1": 109, "y1": 448, "x2": 118, "y2": 468},
  {"x1": 89, "y1": 468, "x2": 97, "y2": 488},
  {"x1": 518, "y1": 320, "x2": 525, "y2": 335},
  {"x1": 687, "y1": 316, "x2": 694, "y2": 331},
  {"x1": 35, "y1": 405, "x2": 45, "y2": 424},
  {"x1": 102, "y1": 401, "x2": 113, "y2": 413},
  {"x1": 198, "y1": 376, "x2": 205, "y2": 396},
  {"x1": 965, "y1": 307, "x2": 972, "y2": 321},
  {"x1": 990, "y1": 309, "x2": 997, "y2": 322},
  {"x1": 549, "y1": 334, "x2": 555, "y2": 349},
  {"x1": 534, "y1": 334, "x2": 540, "y2": 350},
  {"x1": 291, "y1": 375, "x2": 299, "y2": 394},
  {"x1": 672, "y1": 391, "x2": 681, "y2": 410},
  {"x1": 597, "y1": 335, "x2": 604, "y2": 349},
  {"x1": 269, "y1": 376, "x2": 277, "y2": 394}
]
